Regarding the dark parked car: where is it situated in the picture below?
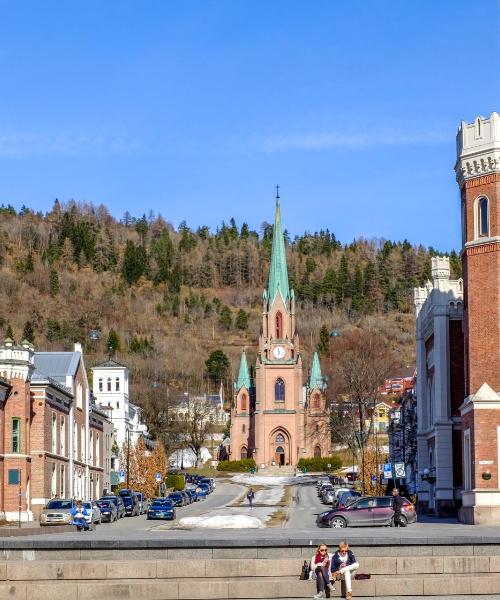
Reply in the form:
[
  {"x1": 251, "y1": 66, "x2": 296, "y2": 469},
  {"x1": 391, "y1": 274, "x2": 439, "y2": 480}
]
[
  {"x1": 168, "y1": 492, "x2": 186, "y2": 507},
  {"x1": 119, "y1": 489, "x2": 140, "y2": 516},
  {"x1": 335, "y1": 490, "x2": 362, "y2": 508},
  {"x1": 147, "y1": 498, "x2": 176, "y2": 520},
  {"x1": 199, "y1": 478, "x2": 214, "y2": 492},
  {"x1": 180, "y1": 490, "x2": 192, "y2": 505},
  {"x1": 185, "y1": 489, "x2": 197, "y2": 503},
  {"x1": 95, "y1": 500, "x2": 118, "y2": 522},
  {"x1": 197, "y1": 483, "x2": 210, "y2": 496},
  {"x1": 316, "y1": 496, "x2": 417, "y2": 528},
  {"x1": 100, "y1": 495, "x2": 126, "y2": 519},
  {"x1": 134, "y1": 492, "x2": 149, "y2": 515}
]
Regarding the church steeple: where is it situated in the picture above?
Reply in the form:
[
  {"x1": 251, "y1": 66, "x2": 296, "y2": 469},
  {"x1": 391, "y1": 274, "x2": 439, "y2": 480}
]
[
  {"x1": 309, "y1": 351, "x2": 326, "y2": 391},
  {"x1": 267, "y1": 188, "x2": 290, "y2": 305},
  {"x1": 235, "y1": 350, "x2": 251, "y2": 391}
]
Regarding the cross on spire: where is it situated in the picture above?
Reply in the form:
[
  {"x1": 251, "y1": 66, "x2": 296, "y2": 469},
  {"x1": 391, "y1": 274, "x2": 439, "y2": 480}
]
[{"x1": 275, "y1": 184, "x2": 280, "y2": 199}]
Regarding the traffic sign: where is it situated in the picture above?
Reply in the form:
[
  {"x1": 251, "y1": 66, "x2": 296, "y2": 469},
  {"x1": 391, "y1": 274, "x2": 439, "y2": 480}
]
[
  {"x1": 119, "y1": 470, "x2": 126, "y2": 483},
  {"x1": 155, "y1": 472, "x2": 162, "y2": 482},
  {"x1": 394, "y1": 462, "x2": 406, "y2": 478},
  {"x1": 371, "y1": 474, "x2": 377, "y2": 483},
  {"x1": 383, "y1": 463, "x2": 393, "y2": 479}
]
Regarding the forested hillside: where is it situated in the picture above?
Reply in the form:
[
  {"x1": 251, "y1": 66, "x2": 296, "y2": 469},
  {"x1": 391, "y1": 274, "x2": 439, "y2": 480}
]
[{"x1": 0, "y1": 200, "x2": 461, "y2": 407}]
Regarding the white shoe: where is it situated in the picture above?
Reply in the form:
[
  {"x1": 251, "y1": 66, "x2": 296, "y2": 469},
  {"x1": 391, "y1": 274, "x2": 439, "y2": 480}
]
[
  {"x1": 328, "y1": 583, "x2": 335, "y2": 591},
  {"x1": 314, "y1": 593, "x2": 325, "y2": 599}
]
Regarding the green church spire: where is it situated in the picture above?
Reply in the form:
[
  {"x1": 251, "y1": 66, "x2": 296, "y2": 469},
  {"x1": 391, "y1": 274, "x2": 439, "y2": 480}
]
[
  {"x1": 235, "y1": 350, "x2": 251, "y2": 391},
  {"x1": 267, "y1": 188, "x2": 290, "y2": 305},
  {"x1": 309, "y1": 351, "x2": 326, "y2": 391}
]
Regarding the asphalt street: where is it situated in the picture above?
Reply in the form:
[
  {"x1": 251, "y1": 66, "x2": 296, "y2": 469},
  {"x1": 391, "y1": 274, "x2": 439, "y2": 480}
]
[{"x1": 286, "y1": 475, "x2": 322, "y2": 529}]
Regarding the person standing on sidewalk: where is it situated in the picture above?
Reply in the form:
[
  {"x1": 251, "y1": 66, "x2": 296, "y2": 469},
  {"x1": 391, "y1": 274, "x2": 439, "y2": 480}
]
[
  {"x1": 247, "y1": 487, "x2": 255, "y2": 509},
  {"x1": 331, "y1": 542, "x2": 359, "y2": 600},
  {"x1": 392, "y1": 488, "x2": 406, "y2": 527}
]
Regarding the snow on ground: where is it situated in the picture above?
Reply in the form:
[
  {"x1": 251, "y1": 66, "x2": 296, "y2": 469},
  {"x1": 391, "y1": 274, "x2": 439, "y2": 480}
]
[
  {"x1": 177, "y1": 514, "x2": 265, "y2": 529},
  {"x1": 254, "y1": 486, "x2": 284, "y2": 505},
  {"x1": 231, "y1": 474, "x2": 298, "y2": 486}
]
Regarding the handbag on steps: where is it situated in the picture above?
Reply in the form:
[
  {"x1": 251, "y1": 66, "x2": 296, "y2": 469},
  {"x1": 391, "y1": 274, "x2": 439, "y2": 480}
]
[{"x1": 299, "y1": 560, "x2": 311, "y2": 580}]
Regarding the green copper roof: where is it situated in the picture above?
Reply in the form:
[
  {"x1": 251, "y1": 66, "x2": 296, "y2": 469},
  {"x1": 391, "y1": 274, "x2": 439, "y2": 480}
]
[
  {"x1": 309, "y1": 351, "x2": 326, "y2": 391},
  {"x1": 235, "y1": 351, "x2": 251, "y2": 391},
  {"x1": 267, "y1": 196, "x2": 290, "y2": 305}
]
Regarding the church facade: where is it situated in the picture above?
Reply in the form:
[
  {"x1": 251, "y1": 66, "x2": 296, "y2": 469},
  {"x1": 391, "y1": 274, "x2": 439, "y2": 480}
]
[{"x1": 229, "y1": 196, "x2": 331, "y2": 467}]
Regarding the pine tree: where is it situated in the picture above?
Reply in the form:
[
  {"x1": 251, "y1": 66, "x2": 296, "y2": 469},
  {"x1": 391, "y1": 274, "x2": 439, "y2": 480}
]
[
  {"x1": 219, "y1": 305, "x2": 232, "y2": 330},
  {"x1": 5, "y1": 324, "x2": 14, "y2": 341},
  {"x1": 22, "y1": 321, "x2": 34, "y2": 343},
  {"x1": 317, "y1": 325, "x2": 330, "y2": 356},
  {"x1": 205, "y1": 350, "x2": 230, "y2": 385},
  {"x1": 49, "y1": 270, "x2": 59, "y2": 297},
  {"x1": 235, "y1": 309, "x2": 249, "y2": 330},
  {"x1": 107, "y1": 328, "x2": 121, "y2": 353}
]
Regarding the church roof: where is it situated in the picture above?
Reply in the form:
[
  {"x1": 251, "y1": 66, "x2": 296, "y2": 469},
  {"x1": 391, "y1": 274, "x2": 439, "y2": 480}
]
[
  {"x1": 309, "y1": 351, "x2": 326, "y2": 391},
  {"x1": 235, "y1": 351, "x2": 251, "y2": 391},
  {"x1": 92, "y1": 358, "x2": 127, "y2": 369},
  {"x1": 267, "y1": 195, "x2": 290, "y2": 305}
]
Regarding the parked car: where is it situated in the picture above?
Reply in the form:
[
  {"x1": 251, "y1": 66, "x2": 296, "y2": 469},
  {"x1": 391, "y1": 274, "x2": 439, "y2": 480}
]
[
  {"x1": 335, "y1": 490, "x2": 362, "y2": 508},
  {"x1": 316, "y1": 496, "x2": 417, "y2": 528},
  {"x1": 180, "y1": 490, "x2": 192, "y2": 505},
  {"x1": 147, "y1": 498, "x2": 176, "y2": 520},
  {"x1": 168, "y1": 492, "x2": 186, "y2": 507},
  {"x1": 199, "y1": 478, "x2": 214, "y2": 492},
  {"x1": 185, "y1": 489, "x2": 197, "y2": 503},
  {"x1": 40, "y1": 498, "x2": 76, "y2": 526},
  {"x1": 95, "y1": 499, "x2": 118, "y2": 522},
  {"x1": 100, "y1": 495, "x2": 126, "y2": 519},
  {"x1": 82, "y1": 501, "x2": 102, "y2": 526},
  {"x1": 316, "y1": 477, "x2": 330, "y2": 489},
  {"x1": 197, "y1": 483, "x2": 210, "y2": 496},
  {"x1": 318, "y1": 483, "x2": 333, "y2": 498},
  {"x1": 134, "y1": 492, "x2": 150, "y2": 515},
  {"x1": 322, "y1": 489, "x2": 336, "y2": 504},
  {"x1": 119, "y1": 490, "x2": 140, "y2": 516},
  {"x1": 329, "y1": 487, "x2": 351, "y2": 506}
]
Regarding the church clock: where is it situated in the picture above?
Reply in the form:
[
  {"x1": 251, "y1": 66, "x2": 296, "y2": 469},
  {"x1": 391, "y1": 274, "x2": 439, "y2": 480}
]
[{"x1": 273, "y1": 346, "x2": 286, "y2": 359}]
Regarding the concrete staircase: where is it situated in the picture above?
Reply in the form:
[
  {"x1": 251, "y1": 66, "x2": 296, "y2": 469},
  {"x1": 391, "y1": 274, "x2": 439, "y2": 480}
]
[{"x1": 1, "y1": 546, "x2": 500, "y2": 599}]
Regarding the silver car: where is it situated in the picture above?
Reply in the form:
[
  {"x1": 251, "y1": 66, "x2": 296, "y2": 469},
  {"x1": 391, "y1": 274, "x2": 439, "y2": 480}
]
[
  {"x1": 83, "y1": 501, "x2": 102, "y2": 526},
  {"x1": 40, "y1": 498, "x2": 76, "y2": 526}
]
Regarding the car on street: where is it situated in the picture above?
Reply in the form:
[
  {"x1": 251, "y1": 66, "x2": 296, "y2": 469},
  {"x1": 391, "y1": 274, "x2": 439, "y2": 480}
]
[
  {"x1": 322, "y1": 489, "x2": 336, "y2": 504},
  {"x1": 119, "y1": 489, "x2": 140, "y2": 516},
  {"x1": 185, "y1": 489, "x2": 197, "y2": 503},
  {"x1": 95, "y1": 499, "x2": 118, "y2": 522},
  {"x1": 329, "y1": 487, "x2": 352, "y2": 507},
  {"x1": 335, "y1": 489, "x2": 362, "y2": 508},
  {"x1": 39, "y1": 498, "x2": 76, "y2": 526},
  {"x1": 168, "y1": 492, "x2": 187, "y2": 507},
  {"x1": 199, "y1": 478, "x2": 214, "y2": 492},
  {"x1": 180, "y1": 490, "x2": 192, "y2": 505},
  {"x1": 134, "y1": 492, "x2": 149, "y2": 514},
  {"x1": 316, "y1": 496, "x2": 417, "y2": 528},
  {"x1": 197, "y1": 483, "x2": 211, "y2": 496},
  {"x1": 83, "y1": 501, "x2": 102, "y2": 526},
  {"x1": 147, "y1": 498, "x2": 176, "y2": 520},
  {"x1": 100, "y1": 495, "x2": 126, "y2": 519}
]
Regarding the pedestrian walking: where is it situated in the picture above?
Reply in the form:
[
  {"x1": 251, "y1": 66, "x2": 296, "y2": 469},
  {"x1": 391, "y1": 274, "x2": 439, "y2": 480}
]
[
  {"x1": 309, "y1": 543, "x2": 335, "y2": 599},
  {"x1": 331, "y1": 542, "x2": 359, "y2": 600},
  {"x1": 392, "y1": 488, "x2": 406, "y2": 527},
  {"x1": 247, "y1": 487, "x2": 255, "y2": 509}
]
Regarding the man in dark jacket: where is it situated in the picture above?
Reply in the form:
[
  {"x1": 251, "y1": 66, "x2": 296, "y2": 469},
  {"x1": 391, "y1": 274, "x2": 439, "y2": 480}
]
[{"x1": 392, "y1": 488, "x2": 406, "y2": 527}]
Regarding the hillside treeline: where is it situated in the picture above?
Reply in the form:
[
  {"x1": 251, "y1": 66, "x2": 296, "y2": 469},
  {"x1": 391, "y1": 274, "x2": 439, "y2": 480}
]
[{"x1": 0, "y1": 200, "x2": 460, "y2": 400}]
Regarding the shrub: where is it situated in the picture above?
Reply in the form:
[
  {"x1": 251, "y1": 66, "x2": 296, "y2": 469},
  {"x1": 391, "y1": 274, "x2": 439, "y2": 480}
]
[
  {"x1": 297, "y1": 456, "x2": 342, "y2": 472},
  {"x1": 165, "y1": 474, "x2": 185, "y2": 491},
  {"x1": 216, "y1": 458, "x2": 256, "y2": 472}
]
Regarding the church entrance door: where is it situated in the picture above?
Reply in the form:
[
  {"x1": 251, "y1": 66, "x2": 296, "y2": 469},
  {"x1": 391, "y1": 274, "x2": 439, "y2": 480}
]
[{"x1": 275, "y1": 446, "x2": 285, "y2": 466}]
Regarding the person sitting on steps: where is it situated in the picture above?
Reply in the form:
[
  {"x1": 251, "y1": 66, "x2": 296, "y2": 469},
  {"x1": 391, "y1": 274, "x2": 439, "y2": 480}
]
[
  {"x1": 309, "y1": 543, "x2": 335, "y2": 599},
  {"x1": 331, "y1": 541, "x2": 359, "y2": 600}
]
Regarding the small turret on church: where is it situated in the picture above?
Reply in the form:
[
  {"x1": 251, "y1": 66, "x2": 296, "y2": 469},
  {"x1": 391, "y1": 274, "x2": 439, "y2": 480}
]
[{"x1": 230, "y1": 351, "x2": 254, "y2": 460}]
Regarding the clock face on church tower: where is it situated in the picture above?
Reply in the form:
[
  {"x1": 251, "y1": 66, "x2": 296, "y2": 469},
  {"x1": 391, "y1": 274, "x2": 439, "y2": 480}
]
[{"x1": 273, "y1": 346, "x2": 286, "y2": 359}]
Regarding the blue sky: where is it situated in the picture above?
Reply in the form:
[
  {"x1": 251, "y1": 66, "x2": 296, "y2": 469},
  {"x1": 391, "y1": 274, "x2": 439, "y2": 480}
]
[{"x1": 0, "y1": 1, "x2": 499, "y2": 250}]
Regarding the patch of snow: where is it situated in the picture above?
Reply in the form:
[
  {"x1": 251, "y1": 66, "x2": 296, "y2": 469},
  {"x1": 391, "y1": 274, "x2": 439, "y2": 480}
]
[
  {"x1": 178, "y1": 514, "x2": 265, "y2": 529},
  {"x1": 254, "y1": 487, "x2": 284, "y2": 505},
  {"x1": 232, "y1": 474, "x2": 296, "y2": 486}
]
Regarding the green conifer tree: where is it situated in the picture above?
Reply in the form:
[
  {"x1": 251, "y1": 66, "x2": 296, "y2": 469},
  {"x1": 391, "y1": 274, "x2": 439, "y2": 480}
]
[
  {"x1": 219, "y1": 305, "x2": 232, "y2": 330},
  {"x1": 317, "y1": 325, "x2": 330, "y2": 356},
  {"x1": 22, "y1": 321, "x2": 35, "y2": 343},
  {"x1": 235, "y1": 309, "x2": 249, "y2": 330},
  {"x1": 107, "y1": 328, "x2": 121, "y2": 353},
  {"x1": 50, "y1": 270, "x2": 60, "y2": 297}
]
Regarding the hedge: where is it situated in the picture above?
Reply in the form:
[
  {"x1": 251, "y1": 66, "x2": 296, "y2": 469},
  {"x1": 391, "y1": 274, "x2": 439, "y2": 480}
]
[
  {"x1": 165, "y1": 474, "x2": 185, "y2": 491},
  {"x1": 297, "y1": 456, "x2": 342, "y2": 472},
  {"x1": 217, "y1": 458, "x2": 256, "y2": 472}
]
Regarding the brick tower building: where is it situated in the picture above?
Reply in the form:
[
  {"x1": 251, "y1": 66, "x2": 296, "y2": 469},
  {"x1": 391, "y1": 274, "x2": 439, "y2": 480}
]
[
  {"x1": 456, "y1": 113, "x2": 500, "y2": 523},
  {"x1": 230, "y1": 193, "x2": 331, "y2": 466}
]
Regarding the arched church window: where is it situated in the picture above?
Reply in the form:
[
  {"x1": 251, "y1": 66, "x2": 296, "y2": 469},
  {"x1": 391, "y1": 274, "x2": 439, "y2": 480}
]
[
  {"x1": 241, "y1": 394, "x2": 247, "y2": 411},
  {"x1": 107, "y1": 378, "x2": 111, "y2": 392},
  {"x1": 314, "y1": 446, "x2": 321, "y2": 458},
  {"x1": 275, "y1": 378, "x2": 285, "y2": 402},
  {"x1": 242, "y1": 424, "x2": 246, "y2": 434},
  {"x1": 115, "y1": 377, "x2": 120, "y2": 392},
  {"x1": 312, "y1": 393, "x2": 320, "y2": 409},
  {"x1": 98, "y1": 378, "x2": 103, "y2": 392},
  {"x1": 240, "y1": 446, "x2": 247, "y2": 459},
  {"x1": 478, "y1": 197, "x2": 489, "y2": 237},
  {"x1": 275, "y1": 312, "x2": 283, "y2": 339},
  {"x1": 276, "y1": 433, "x2": 285, "y2": 444}
]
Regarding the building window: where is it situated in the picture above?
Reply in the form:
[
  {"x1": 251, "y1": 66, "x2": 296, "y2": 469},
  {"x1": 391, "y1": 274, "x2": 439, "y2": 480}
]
[
  {"x1": 276, "y1": 433, "x2": 285, "y2": 444},
  {"x1": 464, "y1": 429, "x2": 471, "y2": 491},
  {"x1": 8, "y1": 469, "x2": 20, "y2": 485},
  {"x1": 240, "y1": 446, "x2": 248, "y2": 459},
  {"x1": 115, "y1": 378, "x2": 120, "y2": 392},
  {"x1": 51, "y1": 412, "x2": 57, "y2": 453},
  {"x1": 107, "y1": 378, "x2": 111, "y2": 392},
  {"x1": 117, "y1": 401, "x2": 120, "y2": 410},
  {"x1": 12, "y1": 418, "x2": 21, "y2": 453},
  {"x1": 60, "y1": 464, "x2": 65, "y2": 498},
  {"x1": 73, "y1": 422, "x2": 77, "y2": 459},
  {"x1": 96, "y1": 433, "x2": 100, "y2": 467},
  {"x1": 242, "y1": 424, "x2": 246, "y2": 433},
  {"x1": 90, "y1": 431, "x2": 94, "y2": 465},
  {"x1": 241, "y1": 394, "x2": 247, "y2": 412},
  {"x1": 314, "y1": 445, "x2": 321, "y2": 458},
  {"x1": 81, "y1": 425, "x2": 85, "y2": 461},
  {"x1": 51, "y1": 463, "x2": 56, "y2": 497},
  {"x1": 275, "y1": 378, "x2": 285, "y2": 402},
  {"x1": 77, "y1": 383, "x2": 83, "y2": 410},
  {"x1": 60, "y1": 416, "x2": 65, "y2": 456},
  {"x1": 477, "y1": 197, "x2": 489, "y2": 237},
  {"x1": 275, "y1": 311, "x2": 283, "y2": 339},
  {"x1": 98, "y1": 378, "x2": 103, "y2": 392}
]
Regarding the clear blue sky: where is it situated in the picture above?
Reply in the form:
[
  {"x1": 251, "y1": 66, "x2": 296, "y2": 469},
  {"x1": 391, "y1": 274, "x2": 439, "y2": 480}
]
[{"x1": 0, "y1": 1, "x2": 499, "y2": 250}]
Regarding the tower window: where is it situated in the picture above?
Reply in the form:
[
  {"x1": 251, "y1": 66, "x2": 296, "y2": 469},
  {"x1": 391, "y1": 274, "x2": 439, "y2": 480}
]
[
  {"x1": 275, "y1": 312, "x2": 283, "y2": 339},
  {"x1": 241, "y1": 394, "x2": 247, "y2": 412},
  {"x1": 107, "y1": 378, "x2": 111, "y2": 392},
  {"x1": 275, "y1": 378, "x2": 285, "y2": 402},
  {"x1": 478, "y1": 197, "x2": 489, "y2": 237},
  {"x1": 312, "y1": 393, "x2": 320, "y2": 409},
  {"x1": 12, "y1": 418, "x2": 21, "y2": 453},
  {"x1": 98, "y1": 378, "x2": 103, "y2": 392},
  {"x1": 276, "y1": 433, "x2": 285, "y2": 443},
  {"x1": 115, "y1": 377, "x2": 120, "y2": 391},
  {"x1": 242, "y1": 424, "x2": 246, "y2": 433},
  {"x1": 240, "y1": 446, "x2": 248, "y2": 459}
]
